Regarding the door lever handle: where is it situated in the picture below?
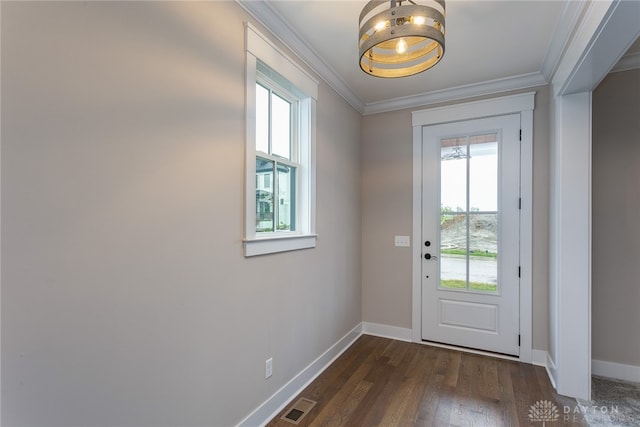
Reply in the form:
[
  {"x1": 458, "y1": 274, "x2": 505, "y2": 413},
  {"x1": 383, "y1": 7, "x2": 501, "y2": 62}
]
[{"x1": 424, "y1": 253, "x2": 438, "y2": 260}]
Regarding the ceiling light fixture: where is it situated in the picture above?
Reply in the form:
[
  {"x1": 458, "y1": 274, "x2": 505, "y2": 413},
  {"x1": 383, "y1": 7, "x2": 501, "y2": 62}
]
[{"x1": 358, "y1": 0, "x2": 445, "y2": 78}]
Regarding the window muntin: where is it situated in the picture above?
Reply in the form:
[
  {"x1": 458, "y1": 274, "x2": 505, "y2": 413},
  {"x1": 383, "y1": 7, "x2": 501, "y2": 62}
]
[
  {"x1": 254, "y1": 77, "x2": 300, "y2": 235},
  {"x1": 439, "y1": 133, "x2": 500, "y2": 293}
]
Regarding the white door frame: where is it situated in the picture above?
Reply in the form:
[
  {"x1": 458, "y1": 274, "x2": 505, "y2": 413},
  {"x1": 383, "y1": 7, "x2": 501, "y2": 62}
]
[{"x1": 411, "y1": 92, "x2": 535, "y2": 363}]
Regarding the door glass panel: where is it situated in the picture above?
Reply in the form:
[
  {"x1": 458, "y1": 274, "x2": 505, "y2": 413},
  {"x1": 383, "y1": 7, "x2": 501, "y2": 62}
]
[
  {"x1": 440, "y1": 213, "x2": 468, "y2": 289},
  {"x1": 439, "y1": 133, "x2": 499, "y2": 293},
  {"x1": 468, "y1": 213, "x2": 498, "y2": 291},
  {"x1": 440, "y1": 136, "x2": 468, "y2": 213},
  {"x1": 469, "y1": 135, "x2": 498, "y2": 211}
]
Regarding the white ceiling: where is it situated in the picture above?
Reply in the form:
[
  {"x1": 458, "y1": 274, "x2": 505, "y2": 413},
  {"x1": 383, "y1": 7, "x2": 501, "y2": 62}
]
[{"x1": 240, "y1": 1, "x2": 640, "y2": 113}]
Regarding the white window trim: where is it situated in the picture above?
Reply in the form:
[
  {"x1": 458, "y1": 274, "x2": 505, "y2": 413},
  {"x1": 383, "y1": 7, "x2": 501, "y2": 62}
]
[{"x1": 244, "y1": 23, "x2": 318, "y2": 257}]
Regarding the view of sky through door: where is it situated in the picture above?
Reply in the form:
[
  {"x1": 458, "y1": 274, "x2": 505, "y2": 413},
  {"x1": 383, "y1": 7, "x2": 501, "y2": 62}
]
[{"x1": 440, "y1": 133, "x2": 499, "y2": 292}]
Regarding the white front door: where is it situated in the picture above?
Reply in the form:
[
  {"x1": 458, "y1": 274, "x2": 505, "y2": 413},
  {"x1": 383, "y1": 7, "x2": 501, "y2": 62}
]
[{"x1": 421, "y1": 114, "x2": 521, "y2": 356}]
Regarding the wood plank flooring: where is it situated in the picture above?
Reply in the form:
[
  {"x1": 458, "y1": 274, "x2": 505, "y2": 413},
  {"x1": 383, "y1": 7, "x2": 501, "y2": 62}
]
[{"x1": 267, "y1": 335, "x2": 584, "y2": 427}]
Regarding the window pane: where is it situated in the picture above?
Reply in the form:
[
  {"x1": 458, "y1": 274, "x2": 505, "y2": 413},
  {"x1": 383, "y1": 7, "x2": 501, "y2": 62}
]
[
  {"x1": 441, "y1": 138, "x2": 467, "y2": 213},
  {"x1": 440, "y1": 213, "x2": 468, "y2": 290},
  {"x1": 277, "y1": 164, "x2": 295, "y2": 231},
  {"x1": 256, "y1": 83, "x2": 269, "y2": 153},
  {"x1": 271, "y1": 93, "x2": 291, "y2": 159},
  {"x1": 256, "y1": 157, "x2": 274, "y2": 232},
  {"x1": 440, "y1": 138, "x2": 469, "y2": 290},
  {"x1": 468, "y1": 213, "x2": 498, "y2": 292},
  {"x1": 469, "y1": 136, "x2": 498, "y2": 211}
]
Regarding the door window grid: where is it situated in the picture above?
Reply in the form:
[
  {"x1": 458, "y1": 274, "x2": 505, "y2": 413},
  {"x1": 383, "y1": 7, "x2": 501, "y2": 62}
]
[{"x1": 440, "y1": 132, "x2": 499, "y2": 293}]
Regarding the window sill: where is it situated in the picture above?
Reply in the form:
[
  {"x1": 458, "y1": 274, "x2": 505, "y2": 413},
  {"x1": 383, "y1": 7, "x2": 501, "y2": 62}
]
[{"x1": 244, "y1": 234, "x2": 317, "y2": 257}]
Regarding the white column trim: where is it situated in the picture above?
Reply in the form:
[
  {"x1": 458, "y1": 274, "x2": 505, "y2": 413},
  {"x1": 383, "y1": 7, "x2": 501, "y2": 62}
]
[
  {"x1": 546, "y1": 0, "x2": 639, "y2": 402},
  {"x1": 552, "y1": 0, "x2": 640, "y2": 96},
  {"x1": 550, "y1": 92, "x2": 592, "y2": 400}
]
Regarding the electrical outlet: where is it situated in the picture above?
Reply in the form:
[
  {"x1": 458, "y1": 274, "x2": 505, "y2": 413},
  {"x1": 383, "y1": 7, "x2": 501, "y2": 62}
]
[
  {"x1": 265, "y1": 358, "x2": 273, "y2": 379},
  {"x1": 394, "y1": 235, "x2": 410, "y2": 247}
]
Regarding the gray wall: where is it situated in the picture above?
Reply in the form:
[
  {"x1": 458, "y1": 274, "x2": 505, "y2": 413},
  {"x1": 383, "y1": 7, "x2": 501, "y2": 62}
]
[
  {"x1": 592, "y1": 68, "x2": 640, "y2": 368},
  {"x1": 362, "y1": 86, "x2": 551, "y2": 351},
  {"x1": 1, "y1": 2, "x2": 362, "y2": 426}
]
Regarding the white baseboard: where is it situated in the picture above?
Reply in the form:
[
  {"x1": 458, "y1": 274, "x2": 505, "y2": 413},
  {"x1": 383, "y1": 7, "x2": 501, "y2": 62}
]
[
  {"x1": 532, "y1": 349, "x2": 548, "y2": 367},
  {"x1": 592, "y1": 359, "x2": 640, "y2": 383},
  {"x1": 531, "y1": 349, "x2": 557, "y2": 389},
  {"x1": 236, "y1": 323, "x2": 363, "y2": 427},
  {"x1": 361, "y1": 322, "x2": 413, "y2": 342},
  {"x1": 521, "y1": 352, "x2": 640, "y2": 390},
  {"x1": 546, "y1": 353, "x2": 558, "y2": 389}
]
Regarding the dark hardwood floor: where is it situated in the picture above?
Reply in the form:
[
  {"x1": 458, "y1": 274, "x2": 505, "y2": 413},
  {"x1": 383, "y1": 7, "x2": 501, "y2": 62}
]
[{"x1": 267, "y1": 335, "x2": 585, "y2": 427}]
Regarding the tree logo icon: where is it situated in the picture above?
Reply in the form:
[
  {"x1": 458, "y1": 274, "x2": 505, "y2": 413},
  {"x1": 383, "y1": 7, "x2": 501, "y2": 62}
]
[{"x1": 529, "y1": 400, "x2": 560, "y2": 426}]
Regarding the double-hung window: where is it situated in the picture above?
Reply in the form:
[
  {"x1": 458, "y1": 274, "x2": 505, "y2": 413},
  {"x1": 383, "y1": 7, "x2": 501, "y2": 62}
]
[
  {"x1": 255, "y1": 77, "x2": 298, "y2": 233},
  {"x1": 244, "y1": 24, "x2": 318, "y2": 256}
]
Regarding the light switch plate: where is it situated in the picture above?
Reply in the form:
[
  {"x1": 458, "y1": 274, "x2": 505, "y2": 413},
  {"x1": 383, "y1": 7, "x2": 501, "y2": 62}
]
[
  {"x1": 394, "y1": 235, "x2": 410, "y2": 247},
  {"x1": 265, "y1": 358, "x2": 273, "y2": 379}
]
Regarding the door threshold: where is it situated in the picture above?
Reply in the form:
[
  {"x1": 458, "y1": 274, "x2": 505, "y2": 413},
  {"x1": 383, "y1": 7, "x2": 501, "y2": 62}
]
[{"x1": 421, "y1": 339, "x2": 520, "y2": 361}]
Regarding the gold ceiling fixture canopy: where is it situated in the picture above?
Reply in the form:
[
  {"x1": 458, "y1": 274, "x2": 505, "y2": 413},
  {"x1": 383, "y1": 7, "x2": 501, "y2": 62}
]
[{"x1": 358, "y1": 0, "x2": 445, "y2": 78}]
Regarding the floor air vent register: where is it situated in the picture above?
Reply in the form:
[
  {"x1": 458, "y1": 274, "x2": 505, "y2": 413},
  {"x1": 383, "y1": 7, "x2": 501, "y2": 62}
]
[{"x1": 280, "y1": 398, "x2": 317, "y2": 425}]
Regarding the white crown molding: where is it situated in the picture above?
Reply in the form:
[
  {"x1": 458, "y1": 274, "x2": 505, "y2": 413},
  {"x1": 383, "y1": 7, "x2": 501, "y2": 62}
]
[
  {"x1": 610, "y1": 51, "x2": 640, "y2": 73},
  {"x1": 541, "y1": 0, "x2": 589, "y2": 82},
  {"x1": 364, "y1": 72, "x2": 546, "y2": 115},
  {"x1": 235, "y1": 0, "x2": 366, "y2": 114},
  {"x1": 551, "y1": 0, "x2": 640, "y2": 96},
  {"x1": 236, "y1": 0, "x2": 599, "y2": 117}
]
